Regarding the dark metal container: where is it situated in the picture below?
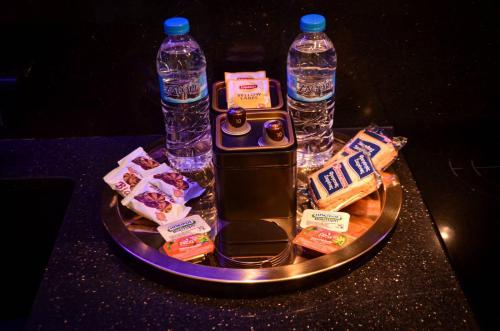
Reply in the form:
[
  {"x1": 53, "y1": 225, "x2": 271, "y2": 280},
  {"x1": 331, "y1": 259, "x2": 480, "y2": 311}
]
[
  {"x1": 211, "y1": 79, "x2": 284, "y2": 116},
  {"x1": 212, "y1": 110, "x2": 297, "y2": 239}
]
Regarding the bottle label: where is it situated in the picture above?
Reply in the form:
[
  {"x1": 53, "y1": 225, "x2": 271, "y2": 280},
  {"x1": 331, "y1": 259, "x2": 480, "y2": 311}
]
[
  {"x1": 287, "y1": 71, "x2": 335, "y2": 102},
  {"x1": 159, "y1": 73, "x2": 208, "y2": 104}
]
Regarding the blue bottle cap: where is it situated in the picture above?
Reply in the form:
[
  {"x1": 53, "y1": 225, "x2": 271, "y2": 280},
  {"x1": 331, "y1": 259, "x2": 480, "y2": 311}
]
[
  {"x1": 300, "y1": 14, "x2": 326, "y2": 33},
  {"x1": 164, "y1": 17, "x2": 190, "y2": 35}
]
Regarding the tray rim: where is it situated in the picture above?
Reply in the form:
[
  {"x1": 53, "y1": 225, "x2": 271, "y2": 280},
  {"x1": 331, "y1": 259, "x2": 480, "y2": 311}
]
[{"x1": 101, "y1": 166, "x2": 402, "y2": 285}]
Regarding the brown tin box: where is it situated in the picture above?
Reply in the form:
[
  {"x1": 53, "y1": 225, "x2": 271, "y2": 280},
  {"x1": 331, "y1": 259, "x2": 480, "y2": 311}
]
[
  {"x1": 212, "y1": 110, "x2": 297, "y2": 239},
  {"x1": 211, "y1": 79, "x2": 284, "y2": 115}
]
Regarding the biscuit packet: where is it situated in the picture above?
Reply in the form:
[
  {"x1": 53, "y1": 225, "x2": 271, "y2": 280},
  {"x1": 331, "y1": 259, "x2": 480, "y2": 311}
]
[
  {"x1": 308, "y1": 151, "x2": 382, "y2": 211},
  {"x1": 329, "y1": 125, "x2": 407, "y2": 171},
  {"x1": 121, "y1": 179, "x2": 191, "y2": 225},
  {"x1": 224, "y1": 71, "x2": 266, "y2": 82},
  {"x1": 103, "y1": 153, "x2": 165, "y2": 197},
  {"x1": 226, "y1": 78, "x2": 271, "y2": 109},
  {"x1": 293, "y1": 226, "x2": 356, "y2": 254}
]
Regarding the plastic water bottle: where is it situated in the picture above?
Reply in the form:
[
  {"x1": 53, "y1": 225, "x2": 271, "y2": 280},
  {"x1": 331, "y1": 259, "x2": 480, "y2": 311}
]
[
  {"x1": 157, "y1": 17, "x2": 211, "y2": 172},
  {"x1": 287, "y1": 14, "x2": 337, "y2": 169}
]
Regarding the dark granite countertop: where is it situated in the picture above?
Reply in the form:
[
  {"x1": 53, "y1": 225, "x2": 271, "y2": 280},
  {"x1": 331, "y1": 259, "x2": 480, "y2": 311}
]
[{"x1": 0, "y1": 135, "x2": 477, "y2": 330}]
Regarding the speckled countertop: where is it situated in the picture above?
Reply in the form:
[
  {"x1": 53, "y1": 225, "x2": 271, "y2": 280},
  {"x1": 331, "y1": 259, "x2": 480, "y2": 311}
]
[{"x1": 0, "y1": 135, "x2": 477, "y2": 330}]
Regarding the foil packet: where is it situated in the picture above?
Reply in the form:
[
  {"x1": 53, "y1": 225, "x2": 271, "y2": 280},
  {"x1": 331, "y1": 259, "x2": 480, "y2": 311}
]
[
  {"x1": 121, "y1": 179, "x2": 191, "y2": 225},
  {"x1": 157, "y1": 215, "x2": 211, "y2": 242},
  {"x1": 329, "y1": 124, "x2": 407, "y2": 171},
  {"x1": 308, "y1": 151, "x2": 382, "y2": 211},
  {"x1": 300, "y1": 209, "x2": 350, "y2": 232}
]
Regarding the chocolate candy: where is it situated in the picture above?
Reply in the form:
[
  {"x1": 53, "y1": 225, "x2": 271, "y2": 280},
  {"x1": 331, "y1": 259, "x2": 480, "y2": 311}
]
[
  {"x1": 265, "y1": 120, "x2": 285, "y2": 141},
  {"x1": 227, "y1": 107, "x2": 247, "y2": 129}
]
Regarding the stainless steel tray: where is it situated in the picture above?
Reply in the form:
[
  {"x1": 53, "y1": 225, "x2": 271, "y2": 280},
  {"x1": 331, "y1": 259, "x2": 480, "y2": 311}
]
[{"x1": 101, "y1": 137, "x2": 402, "y2": 284}]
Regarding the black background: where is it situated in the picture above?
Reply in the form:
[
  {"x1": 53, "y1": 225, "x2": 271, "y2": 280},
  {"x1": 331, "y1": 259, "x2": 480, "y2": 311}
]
[{"x1": 1, "y1": 0, "x2": 498, "y2": 329}]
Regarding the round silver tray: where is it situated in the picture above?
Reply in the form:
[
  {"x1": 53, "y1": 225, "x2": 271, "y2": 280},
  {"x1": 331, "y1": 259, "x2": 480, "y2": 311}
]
[{"x1": 101, "y1": 138, "x2": 402, "y2": 284}]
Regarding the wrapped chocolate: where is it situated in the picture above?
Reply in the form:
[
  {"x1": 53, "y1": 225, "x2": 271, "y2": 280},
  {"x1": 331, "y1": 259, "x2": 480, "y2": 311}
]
[
  {"x1": 121, "y1": 179, "x2": 191, "y2": 225},
  {"x1": 293, "y1": 226, "x2": 355, "y2": 254},
  {"x1": 308, "y1": 151, "x2": 381, "y2": 211},
  {"x1": 149, "y1": 165, "x2": 205, "y2": 205},
  {"x1": 117, "y1": 147, "x2": 161, "y2": 172},
  {"x1": 103, "y1": 157, "x2": 166, "y2": 197},
  {"x1": 328, "y1": 125, "x2": 407, "y2": 171}
]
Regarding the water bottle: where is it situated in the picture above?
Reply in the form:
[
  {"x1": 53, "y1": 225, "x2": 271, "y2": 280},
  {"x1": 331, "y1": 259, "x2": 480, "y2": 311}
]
[
  {"x1": 157, "y1": 17, "x2": 211, "y2": 172},
  {"x1": 287, "y1": 14, "x2": 337, "y2": 169}
]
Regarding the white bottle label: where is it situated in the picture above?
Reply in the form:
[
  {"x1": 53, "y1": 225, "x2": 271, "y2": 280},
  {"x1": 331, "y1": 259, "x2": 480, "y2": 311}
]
[
  {"x1": 159, "y1": 72, "x2": 208, "y2": 104},
  {"x1": 287, "y1": 71, "x2": 335, "y2": 102}
]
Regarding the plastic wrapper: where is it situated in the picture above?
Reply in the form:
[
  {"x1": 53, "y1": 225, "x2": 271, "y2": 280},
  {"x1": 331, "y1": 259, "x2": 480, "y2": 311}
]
[
  {"x1": 161, "y1": 233, "x2": 215, "y2": 262},
  {"x1": 328, "y1": 124, "x2": 407, "y2": 171},
  {"x1": 103, "y1": 156, "x2": 165, "y2": 197},
  {"x1": 308, "y1": 151, "x2": 382, "y2": 211},
  {"x1": 148, "y1": 165, "x2": 205, "y2": 205},
  {"x1": 121, "y1": 179, "x2": 191, "y2": 225},
  {"x1": 117, "y1": 147, "x2": 161, "y2": 172},
  {"x1": 293, "y1": 226, "x2": 355, "y2": 254}
]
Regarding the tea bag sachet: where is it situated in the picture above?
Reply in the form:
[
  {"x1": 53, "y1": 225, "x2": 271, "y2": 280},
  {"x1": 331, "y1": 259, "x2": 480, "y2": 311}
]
[
  {"x1": 224, "y1": 71, "x2": 266, "y2": 82},
  {"x1": 226, "y1": 78, "x2": 271, "y2": 109}
]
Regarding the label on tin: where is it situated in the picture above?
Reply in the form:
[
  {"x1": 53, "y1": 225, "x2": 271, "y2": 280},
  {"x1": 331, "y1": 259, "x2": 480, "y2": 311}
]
[
  {"x1": 159, "y1": 72, "x2": 208, "y2": 104},
  {"x1": 287, "y1": 71, "x2": 335, "y2": 102}
]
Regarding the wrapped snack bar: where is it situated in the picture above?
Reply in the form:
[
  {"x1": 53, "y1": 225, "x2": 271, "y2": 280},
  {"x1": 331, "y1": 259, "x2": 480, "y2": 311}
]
[
  {"x1": 121, "y1": 178, "x2": 190, "y2": 225},
  {"x1": 328, "y1": 125, "x2": 407, "y2": 171},
  {"x1": 293, "y1": 226, "x2": 355, "y2": 254},
  {"x1": 117, "y1": 147, "x2": 161, "y2": 172},
  {"x1": 308, "y1": 151, "x2": 381, "y2": 211}
]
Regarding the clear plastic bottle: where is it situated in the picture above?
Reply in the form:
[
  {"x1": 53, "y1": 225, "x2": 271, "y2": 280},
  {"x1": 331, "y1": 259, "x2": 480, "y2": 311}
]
[
  {"x1": 157, "y1": 17, "x2": 211, "y2": 172},
  {"x1": 287, "y1": 14, "x2": 337, "y2": 169}
]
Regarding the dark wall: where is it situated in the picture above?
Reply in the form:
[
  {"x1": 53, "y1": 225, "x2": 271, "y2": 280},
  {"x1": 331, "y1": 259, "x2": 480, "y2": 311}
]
[{"x1": 0, "y1": 0, "x2": 497, "y2": 139}]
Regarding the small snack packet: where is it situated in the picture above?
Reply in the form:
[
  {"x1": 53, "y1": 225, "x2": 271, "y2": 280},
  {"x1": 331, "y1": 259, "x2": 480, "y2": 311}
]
[
  {"x1": 300, "y1": 209, "x2": 350, "y2": 232},
  {"x1": 121, "y1": 179, "x2": 191, "y2": 225},
  {"x1": 117, "y1": 147, "x2": 161, "y2": 173},
  {"x1": 224, "y1": 71, "x2": 267, "y2": 82},
  {"x1": 148, "y1": 165, "x2": 205, "y2": 204},
  {"x1": 226, "y1": 78, "x2": 272, "y2": 109},
  {"x1": 157, "y1": 215, "x2": 211, "y2": 242},
  {"x1": 293, "y1": 226, "x2": 355, "y2": 254},
  {"x1": 328, "y1": 125, "x2": 407, "y2": 171},
  {"x1": 161, "y1": 233, "x2": 215, "y2": 262},
  {"x1": 308, "y1": 151, "x2": 381, "y2": 211}
]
